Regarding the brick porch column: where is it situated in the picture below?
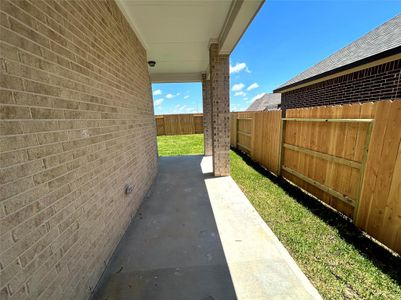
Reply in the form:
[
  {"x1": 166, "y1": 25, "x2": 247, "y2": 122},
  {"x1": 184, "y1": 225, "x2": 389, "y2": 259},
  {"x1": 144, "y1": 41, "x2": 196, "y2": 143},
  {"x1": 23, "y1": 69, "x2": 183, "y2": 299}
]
[
  {"x1": 209, "y1": 43, "x2": 230, "y2": 176},
  {"x1": 202, "y1": 74, "x2": 213, "y2": 156}
]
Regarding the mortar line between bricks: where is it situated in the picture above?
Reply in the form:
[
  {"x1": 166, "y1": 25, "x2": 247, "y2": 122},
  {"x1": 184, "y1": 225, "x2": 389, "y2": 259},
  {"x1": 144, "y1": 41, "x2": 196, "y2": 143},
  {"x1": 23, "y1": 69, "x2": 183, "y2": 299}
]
[
  {"x1": 2, "y1": 204, "x2": 89, "y2": 292},
  {"x1": 2, "y1": 7, "x2": 140, "y2": 92},
  {"x1": 58, "y1": 162, "x2": 153, "y2": 299},
  {"x1": 0, "y1": 100, "x2": 128, "y2": 114},
  {"x1": 0, "y1": 130, "x2": 138, "y2": 204},
  {"x1": 0, "y1": 128, "x2": 134, "y2": 158},
  {"x1": 1, "y1": 148, "x2": 144, "y2": 295},
  {"x1": 1, "y1": 155, "x2": 137, "y2": 250},
  {"x1": 0, "y1": 141, "x2": 138, "y2": 255},
  {"x1": 0, "y1": 129, "x2": 137, "y2": 187},
  {"x1": 0, "y1": 46, "x2": 141, "y2": 106},
  {"x1": 56, "y1": 0, "x2": 137, "y2": 67},
  {"x1": 1, "y1": 44, "x2": 139, "y2": 103},
  {"x1": 27, "y1": 0, "x2": 132, "y2": 72},
  {"x1": 0, "y1": 57, "x2": 141, "y2": 108},
  {"x1": 13, "y1": 0, "x2": 124, "y2": 66},
  {"x1": 22, "y1": 0, "x2": 129, "y2": 76},
  {"x1": 2, "y1": 117, "x2": 137, "y2": 122},
  {"x1": 0, "y1": 125, "x2": 126, "y2": 155},
  {"x1": 0, "y1": 53, "x2": 139, "y2": 112},
  {"x1": 1, "y1": 120, "x2": 140, "y2": 137},
  {"x1": 70, "y1": 0, "x2": 143, "y2": 62},
  {"x1": 0, "y1": 82, "x2": 135, "y2": 113}
]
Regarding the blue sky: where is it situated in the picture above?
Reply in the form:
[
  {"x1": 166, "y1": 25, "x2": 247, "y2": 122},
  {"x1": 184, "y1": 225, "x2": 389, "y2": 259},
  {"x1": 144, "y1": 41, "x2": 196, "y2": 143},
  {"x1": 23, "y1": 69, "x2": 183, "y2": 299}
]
[{"x1": 152, "y1": 1, "x2": 400, "y2": 114}]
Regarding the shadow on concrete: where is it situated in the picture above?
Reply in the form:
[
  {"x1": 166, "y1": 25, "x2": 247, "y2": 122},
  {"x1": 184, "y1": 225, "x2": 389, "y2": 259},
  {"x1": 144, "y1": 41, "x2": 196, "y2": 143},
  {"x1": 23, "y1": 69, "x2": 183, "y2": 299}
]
[
  {"x1": 231, "y1": 148, "x2": 401, "y2": 284},
  {"x1": 92, "y1": 155, "x2": 237, "y2": 300}
]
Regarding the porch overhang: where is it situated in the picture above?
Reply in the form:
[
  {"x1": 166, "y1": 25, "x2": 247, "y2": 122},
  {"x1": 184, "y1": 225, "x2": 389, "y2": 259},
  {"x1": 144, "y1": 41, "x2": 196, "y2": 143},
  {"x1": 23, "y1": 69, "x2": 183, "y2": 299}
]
[{"x1": 116, "y1": 0, "x2": 264, "y2": 83}]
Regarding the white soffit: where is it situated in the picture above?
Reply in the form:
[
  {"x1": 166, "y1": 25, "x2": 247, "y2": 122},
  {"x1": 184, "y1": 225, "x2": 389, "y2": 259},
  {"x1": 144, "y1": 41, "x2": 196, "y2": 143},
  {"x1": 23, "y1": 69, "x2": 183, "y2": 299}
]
[{"x1": 116, "y1": 0, "x2": 264, "y2": 82}]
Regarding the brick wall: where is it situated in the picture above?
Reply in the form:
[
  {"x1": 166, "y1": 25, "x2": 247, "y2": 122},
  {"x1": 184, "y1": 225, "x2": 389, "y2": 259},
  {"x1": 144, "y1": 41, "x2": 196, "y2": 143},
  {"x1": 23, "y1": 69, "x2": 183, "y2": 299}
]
[
  {"x1": 281, "y1": 59, "x2": 401, "y2": 109},
  {"x1": 209, "y1": 43, "x2": 230, "y2": 176},
  {"x1": 0, "y1": 1, "x2": 157, "y2": 299},
  {"x1": 201, "y1": 74, "x2": 212, "y2": 156}
]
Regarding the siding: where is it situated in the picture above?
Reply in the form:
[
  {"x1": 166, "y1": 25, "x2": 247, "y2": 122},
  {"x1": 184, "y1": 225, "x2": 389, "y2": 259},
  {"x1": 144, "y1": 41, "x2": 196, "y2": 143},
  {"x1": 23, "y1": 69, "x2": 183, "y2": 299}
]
[
  {"x1": 281, "y1": 59, "x2": 401, "y2": 109},
  {"x1": 0, "y1": 1, "x2": 157, "y2": 299}
]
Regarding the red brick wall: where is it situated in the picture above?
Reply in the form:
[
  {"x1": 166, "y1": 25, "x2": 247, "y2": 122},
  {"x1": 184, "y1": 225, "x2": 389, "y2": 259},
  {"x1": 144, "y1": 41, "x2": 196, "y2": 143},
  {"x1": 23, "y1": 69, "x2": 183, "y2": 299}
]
[
  {"x1": 0, "y1": 1, "x2": 157, "y2": 299},
  {"x1": 281, "y1": 59, "x2": 401, "y2": 109}
]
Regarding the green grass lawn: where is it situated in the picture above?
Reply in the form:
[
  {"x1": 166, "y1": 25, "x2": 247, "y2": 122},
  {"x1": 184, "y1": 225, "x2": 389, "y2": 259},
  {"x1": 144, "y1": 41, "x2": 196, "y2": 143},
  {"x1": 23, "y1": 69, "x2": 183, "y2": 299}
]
[
  {"x1": 157, "y1": 134, "x2": 401, "y2": 299},
  {"x1": 157, "y1": 134, "x2": 204, "y2": 156}
]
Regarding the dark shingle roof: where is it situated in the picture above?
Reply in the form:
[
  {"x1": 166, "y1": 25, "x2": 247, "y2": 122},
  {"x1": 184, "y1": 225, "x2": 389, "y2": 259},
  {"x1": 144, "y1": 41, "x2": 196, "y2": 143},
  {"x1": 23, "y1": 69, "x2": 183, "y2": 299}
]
[
  {"x1": 246, "y1": 93, "x2": 281, "y2": 111},
  {"x1": 275, "y1": 14, "x2": 401, "y2": 92}
]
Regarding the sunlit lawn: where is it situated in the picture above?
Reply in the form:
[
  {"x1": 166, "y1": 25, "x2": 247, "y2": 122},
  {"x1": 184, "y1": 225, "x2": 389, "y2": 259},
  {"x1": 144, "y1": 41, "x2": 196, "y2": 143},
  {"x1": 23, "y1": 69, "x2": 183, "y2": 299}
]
[{"x1": 157, "y1": 134, "x2": 204, "y2": 156}]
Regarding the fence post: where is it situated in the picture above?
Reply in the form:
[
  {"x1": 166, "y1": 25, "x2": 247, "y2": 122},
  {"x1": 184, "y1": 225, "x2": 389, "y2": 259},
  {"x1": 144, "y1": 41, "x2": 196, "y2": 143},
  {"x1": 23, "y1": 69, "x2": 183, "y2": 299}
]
[
  {"x1": 235, "y1": 113, "x2": 238, "y2": 148},
  {"x1": 232, "y1": 113, "x2": 238, "y2": 148},
  {"x1": 277, "y1": 117, "x2": 286, "y2": 176},
  {"x1": 250, "y1": 112, "x2": 256, "y2": 158}
]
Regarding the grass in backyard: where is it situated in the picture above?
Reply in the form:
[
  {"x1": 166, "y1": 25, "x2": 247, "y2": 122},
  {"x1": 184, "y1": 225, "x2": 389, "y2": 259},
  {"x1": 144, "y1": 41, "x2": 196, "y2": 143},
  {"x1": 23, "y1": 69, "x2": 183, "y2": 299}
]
[
  {"x1": 157, "y1": 134, "x2": 204, "y2": 156},
  {"x1": 157, "y1": 134, "x2": 401, "y2": 299},
  {"x1": 230, "y1": 149, "x2": 401, "y2": 300}
]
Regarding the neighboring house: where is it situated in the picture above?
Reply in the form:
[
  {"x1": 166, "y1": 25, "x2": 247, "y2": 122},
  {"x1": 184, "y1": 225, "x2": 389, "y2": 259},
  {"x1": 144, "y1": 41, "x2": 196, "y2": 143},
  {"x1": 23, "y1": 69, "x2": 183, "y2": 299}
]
[
  {"x1": 246, "y1": 93, "x2": 281, "y2": 111},
  {"x1": 274, "y1": 14, "x2": 401, "y2": 109}
]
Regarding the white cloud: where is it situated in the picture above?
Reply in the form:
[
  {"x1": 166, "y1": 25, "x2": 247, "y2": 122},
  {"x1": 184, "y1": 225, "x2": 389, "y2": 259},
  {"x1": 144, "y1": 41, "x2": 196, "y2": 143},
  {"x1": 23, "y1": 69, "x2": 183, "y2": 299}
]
[
  {"x1": 231, "y1": 104, "x2": 246, "y2": 112},
  {"x1": 166, "y1": 92, "x2": 180, "y2": 99},
  {"x1": 232, "y1": 83, "x2": 245, "y2": 92},
  {"x1": 172, "y1": 104, "x2": 185, "y2": 113},
  {"x1": 154, "y1": 98, "x2": 164, "y2": 106},
  {"x1": 250, "y1": 93, "x2": 265, "y2": 103},
  {"x1": 153, "y1": 89, "x2": 162, "y2": 96},
  {"x1": 169, "y1": 104, "x2": 199, "y2": 114},
  {"x1": 184, "y1": 95, "x2": 190, "y2": 99},
  {"x1": 246, "y1": 83, "x2": 259, "y2": 91},
  {"x1": 235, "y1": 91, "x2": 246, "y2": 97},
  {"x1": 230, "y1": 62, "x2": 251, "y2": 74}
]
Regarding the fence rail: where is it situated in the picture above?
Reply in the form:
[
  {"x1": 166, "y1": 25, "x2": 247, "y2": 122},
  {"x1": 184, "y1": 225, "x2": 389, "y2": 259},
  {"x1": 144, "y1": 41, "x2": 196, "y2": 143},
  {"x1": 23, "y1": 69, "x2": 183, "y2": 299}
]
[
  {"x1": 231, "y1": 100, "x2": 401, "y2": 254},
  {"x1": 155, "y1": 113, "x2": 203, "y2": 136}
]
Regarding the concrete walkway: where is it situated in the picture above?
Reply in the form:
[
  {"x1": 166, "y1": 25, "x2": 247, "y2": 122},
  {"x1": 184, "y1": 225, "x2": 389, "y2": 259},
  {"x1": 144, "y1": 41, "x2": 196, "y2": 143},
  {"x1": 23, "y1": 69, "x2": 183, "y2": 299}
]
[{"x1": 93, "y1": 156, "x2": 321, "y2": 300}]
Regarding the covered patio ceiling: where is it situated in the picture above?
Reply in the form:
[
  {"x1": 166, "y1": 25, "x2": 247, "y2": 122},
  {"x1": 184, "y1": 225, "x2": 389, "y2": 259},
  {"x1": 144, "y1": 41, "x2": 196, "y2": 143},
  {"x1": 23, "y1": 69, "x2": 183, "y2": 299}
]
[{"x1": 116, "y1": 0, "x2": 264, "y2": 82}]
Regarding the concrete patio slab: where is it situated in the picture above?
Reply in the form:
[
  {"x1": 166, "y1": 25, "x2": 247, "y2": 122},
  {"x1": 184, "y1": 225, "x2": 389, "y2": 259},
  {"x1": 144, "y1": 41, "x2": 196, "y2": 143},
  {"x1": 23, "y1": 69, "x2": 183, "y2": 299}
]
[
  {"x1": 92, "y1": 155, "x2": 321, "y2": 300},
  {"x1": 201, "y1": 156, "x2": 321, "y2": 299}
]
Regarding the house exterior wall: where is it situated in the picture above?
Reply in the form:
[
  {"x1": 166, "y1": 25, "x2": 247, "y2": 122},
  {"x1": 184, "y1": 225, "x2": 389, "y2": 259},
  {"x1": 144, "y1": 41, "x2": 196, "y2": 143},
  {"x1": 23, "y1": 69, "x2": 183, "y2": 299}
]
[
  {"x1": 281, "y1": 59, "x2": 401, "y2": 109},
  {"x1": 209, "y1": 43, "x2": 230, "y2": 176},
  {"x1": 0, "y1": 1, "x2": 157, "y2": 299}
]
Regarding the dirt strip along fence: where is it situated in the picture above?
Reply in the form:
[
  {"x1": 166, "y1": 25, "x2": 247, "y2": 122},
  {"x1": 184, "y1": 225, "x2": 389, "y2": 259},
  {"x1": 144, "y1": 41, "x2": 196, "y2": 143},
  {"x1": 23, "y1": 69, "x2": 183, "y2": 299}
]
[
  {"x1": 155, "y1": 114, "x2": 203, "y2": 135},
  {"x1": 230, "y1": 100, "x2": 401, "y2": 254}
]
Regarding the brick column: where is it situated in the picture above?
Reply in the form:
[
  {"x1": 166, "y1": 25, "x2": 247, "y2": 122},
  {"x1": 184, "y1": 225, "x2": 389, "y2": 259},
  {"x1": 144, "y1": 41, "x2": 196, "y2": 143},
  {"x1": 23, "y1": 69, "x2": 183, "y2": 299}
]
[
  {"x1": 202, "y1": 74, "x2": 213, "y2": 155},
  {"x1": 209, "y1": 43, "x2": 230, "y2": 176}
]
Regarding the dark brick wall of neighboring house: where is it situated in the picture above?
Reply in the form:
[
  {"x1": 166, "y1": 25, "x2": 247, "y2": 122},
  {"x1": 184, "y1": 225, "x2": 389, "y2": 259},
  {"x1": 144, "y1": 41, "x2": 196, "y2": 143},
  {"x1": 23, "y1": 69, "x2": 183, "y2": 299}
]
[{"x1": 281, "y1": 59, "x2": 401, "y2": 109}]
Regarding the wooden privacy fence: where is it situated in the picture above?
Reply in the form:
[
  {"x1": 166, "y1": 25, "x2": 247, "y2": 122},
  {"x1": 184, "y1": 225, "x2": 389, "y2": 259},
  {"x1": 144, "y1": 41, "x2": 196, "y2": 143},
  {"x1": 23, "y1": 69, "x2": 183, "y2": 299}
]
[
  {"x1": 231, "y1": 100, "x2": 401, "y2": 254},
  {"x1": 231, "y1": 111, "x2": 282, "y2": 174},
  {"x1": 155, "y1": 113, "x2": 203, "y2": 135}
]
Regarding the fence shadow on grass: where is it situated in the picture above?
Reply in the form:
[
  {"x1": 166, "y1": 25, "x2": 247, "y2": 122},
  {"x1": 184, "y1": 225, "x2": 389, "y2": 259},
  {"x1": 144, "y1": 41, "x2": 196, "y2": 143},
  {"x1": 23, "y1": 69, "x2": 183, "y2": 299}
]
[{"x1": 231, "y1": 148, "x2": 401, "y2": 284}]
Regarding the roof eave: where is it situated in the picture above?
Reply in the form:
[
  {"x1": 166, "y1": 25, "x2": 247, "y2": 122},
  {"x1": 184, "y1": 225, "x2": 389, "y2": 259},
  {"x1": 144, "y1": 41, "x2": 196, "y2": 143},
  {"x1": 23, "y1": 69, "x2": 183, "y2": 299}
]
[
  {"x1": 219, "y1": 0, "x2": 265, "y2": 55},
  {"x1": 274, "y1": 45, "x2": 401, "y2": 93}
]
